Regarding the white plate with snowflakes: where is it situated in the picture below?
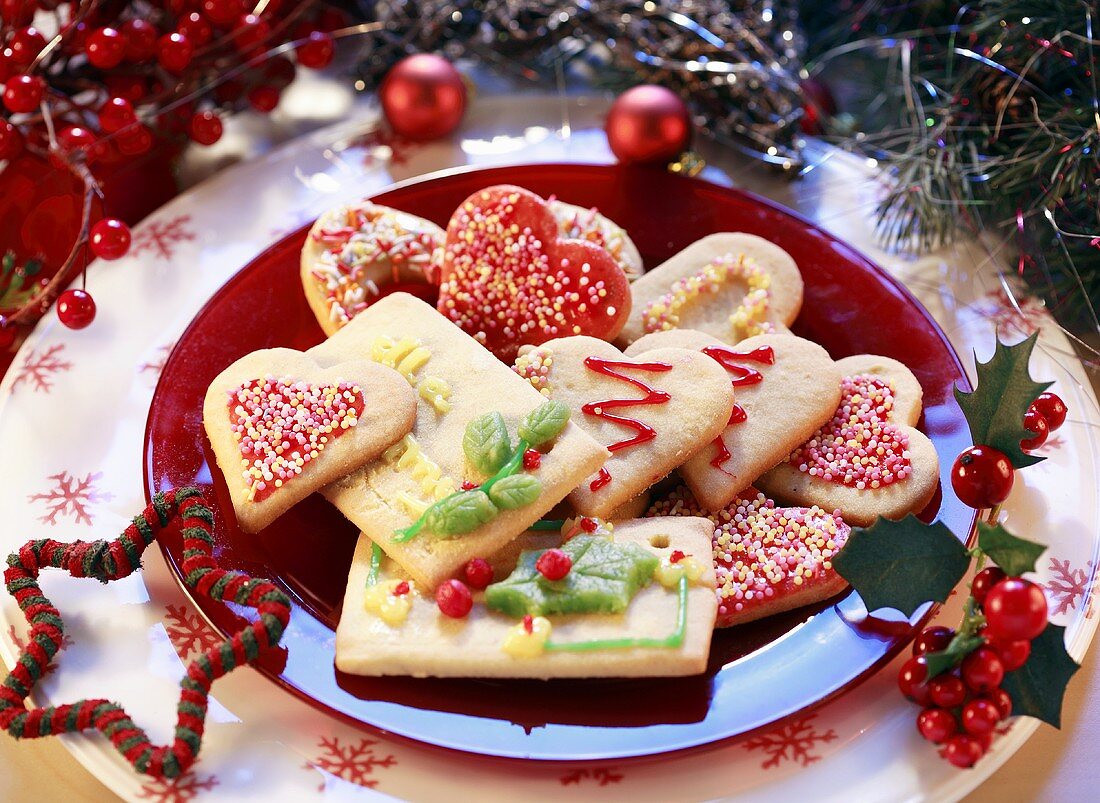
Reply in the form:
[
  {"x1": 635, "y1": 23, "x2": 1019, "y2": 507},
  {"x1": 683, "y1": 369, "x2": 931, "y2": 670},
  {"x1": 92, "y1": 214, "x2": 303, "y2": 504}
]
[{"x1": 0, "y1": 95, "x2": 1097, "y2": 802}]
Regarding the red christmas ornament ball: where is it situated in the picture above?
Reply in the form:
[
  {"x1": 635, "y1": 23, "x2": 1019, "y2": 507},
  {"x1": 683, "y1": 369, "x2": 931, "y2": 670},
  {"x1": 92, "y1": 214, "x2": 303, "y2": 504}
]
[
  {"x1": 90, "y1": 218, "x2": 131, "y2": 260},
  {"x1": 379, "y1": 54, "x2": 467, "y2": 142},
  {"x1": 56, "y1": 289, "x2": 96, "y2": 330},
  {"x1": 605, "y1": 85, "x2": 692, "y2": 164}
]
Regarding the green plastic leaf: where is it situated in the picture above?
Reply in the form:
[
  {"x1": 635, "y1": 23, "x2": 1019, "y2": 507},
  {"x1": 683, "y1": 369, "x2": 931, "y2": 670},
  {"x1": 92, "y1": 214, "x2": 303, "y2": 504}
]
[
  {"x1": 22, "y1": 258, "x2": 40, "y2": 277},
  {"x1": 485, "y1": 535, "x2": 659, "y2": 617},
  {"x1": 954, "y1": 333, "x2": 1052, "y2": 469},
  {"x1": 1002, "y1": 623, "x2": 1079, "y2": 727},
  {"x1": 518, "y1": 399, "x2": 570, "y2": 447},
  {"x1": 462, "y1": 412, "x2": 513, "y2": 475},
  {"x1": 924, "y1": 633, "x2": 986, "y2": 678},
  {"x1": 425, "y1": 490, "x2": 497, "y2": 537},
  {"x1": 487, "y1": 473, "x2": 542, "y2": 510},
  {"x1": 978, "y1": 522, "x2": 1046, "y2": 577},
  {"x1": 832, "y1": 515, "x2": 970, "y2": 616},
  {"x1": 1, "y1": 251, "x2": 14, "y2": 276}
]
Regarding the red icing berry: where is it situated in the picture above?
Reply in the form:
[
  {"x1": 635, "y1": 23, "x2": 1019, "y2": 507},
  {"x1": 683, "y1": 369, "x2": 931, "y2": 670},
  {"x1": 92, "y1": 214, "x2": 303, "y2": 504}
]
[
  {"x1": 56, "y1": 289, "x2": 96, "y2": 330},
  {"x1": 3, "y1": 74, "x2": 44, "y2": 113},
  {"x1": 988, "y1": 638, "x2": 1030, "y2": 672},
  {"x1": 897, "y1": 656, "x2": 931, "y2": 704},
  {"x1": 917, "y1": 707, "x2": 957, "y2": 744},
  {"x1": 536, "y1": 548, "x2": 572, "y2": 581},
  {"x1": 178, "y1": 12, "x2": 214, "y2": 47},
  {"x1": 669, "y1": 549, "x2": 686, "y2": 564},
  {"x1": 247, "y1": 85, "x2": 280, "y2": 113},
  {"x1": 121, "y1": 19, "x2": 158, "y2": 62},
  {"x1": 961, "y1": 699, "x2": 1001, "y2": 736},
  {"x1": 0, "y1": 120, "x2": 24, "y2": 160},
  {"x1": 972, "y1": 567, "x2": 1007, "y2": 607},
  {"x1": 913, "y1": 625, "x2": 955, "y2": 657},
  {"x1": 1030, "y1": 392, "x2": 1067, "y2": 431},
  {"x1": 436, "y1": 579, "x2": 472, "y2": 618},
  {"x1": 297, "y1": 30, "x2": 335, "y2": 69},
  {"x1": 982, "y1": 688, "x2": 1013, "y2": 720},
  {"x1": 943, "y1": 734, "x2": 985, "y2": 768},
  {"x1": 460, "y1": 480, "x2": 478, "y2": 490},
  {"x1": 1021, "y1": 406, "x2": 1049, "y2": 451},
  {"x1": 961, "y1": 647, "x2": 1004, "y2": 693},
  {"x1": 189, "y1": 111, "x2": 224, "y2": 146},
  {"x1": 89, "y1": 218, "x2": 131, "y2": 260},
  {"x1": 522, "y1": 614, "x2": 534, "y2": 634},
  {"x1": 392, "y1": 580, "x2": 410, "y2": 596},
  {"x1": 157, "y1": 32, "x2": 193, "y2": 74},
  {"x1": 928, "y1": 674, "x2": 967, "y2": 708},
  {"x1": 87, "y1": 27, "x2": 126, "y2": 69},
  {"x1": 522, "y1": 448, "x2": 542, "y2": 470},
  {"x1": 951, "y1": 445, "x2": 1014, "y2": 509},
  {"x1": 463, "y1": 558, "x2": 493, "y2": 590},
  {"x1": 983, "y1": 578, "x2": 1048, "y2": 641},
  {"x1": 579, "y1": 517, "x2": 599, "y2": 533}
]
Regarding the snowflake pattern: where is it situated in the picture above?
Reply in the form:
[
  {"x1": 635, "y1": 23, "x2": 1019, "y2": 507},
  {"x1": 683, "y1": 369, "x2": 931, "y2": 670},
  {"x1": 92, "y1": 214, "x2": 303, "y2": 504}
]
[
  {"x1": 358, "y1": 128, "x2": 416, "y2": 167},
  {"x1": 164, "y1": 604, "x2": 221, "y2": 659},
  {"x1": 136, "y1": 771, "x2": 218, "y2": 803},
  {"x1": 131, "y1": 215, "x2": 196, "y2": 260},
  {"x1": 6, "y1": 625, "x2": 74, "y2": 676},
  {"x1": 741, "y1": 714, "x2": 839, "y2": 769},
  {"x1": 10, "y1": 344, "x2": 71, "y2": 394},
  {"x1": 305, "y1": 736, "x2": 397, "y2": 790},
  {"x1": 977, "y1": 287, "x2": 1047, "y2": 336},
  {"x1": 27, "y1": 471, "x2": 112, "y2": 526},
  {"x1": 139, "y1": 343, "x2": 175, "y2": 381},
  {"x1": 559, "y1": 767, "x2": 624, "y2": 786},
  {"x1": 1043, "y1": 557, "x2": 1097, "y2": 618}
]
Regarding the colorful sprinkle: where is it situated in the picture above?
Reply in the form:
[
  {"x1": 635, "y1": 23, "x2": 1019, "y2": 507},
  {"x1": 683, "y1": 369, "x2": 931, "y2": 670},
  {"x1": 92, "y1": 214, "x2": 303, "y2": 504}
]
[
  {"x1": 513, "y1": 347, "x2": 555, "y2": 396},
  {"x1": 550, "y1": 201, "x2": 635, "y2": 275}
]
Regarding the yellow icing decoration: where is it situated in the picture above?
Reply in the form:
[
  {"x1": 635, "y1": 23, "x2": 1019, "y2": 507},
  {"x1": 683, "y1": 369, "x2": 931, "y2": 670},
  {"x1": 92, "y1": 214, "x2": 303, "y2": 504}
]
[
  {"x1": 502, "y1": 616, "x2": 552, "y2": 658},
  {"x1": 417, "y1": 376, "x2": 453, "y2": 413},
  {"x1": 363, "y1": 579, "x2": 415, "y2": 626},
  {"x1": 370, "y1": 335, "x2": 452, "y2": 413},
  {"x1": 655, "y1": 555, "x2": 708, "y2": 589},
  {"x1": 383, "y1": 434, "x2": 456, "y2": 502}
]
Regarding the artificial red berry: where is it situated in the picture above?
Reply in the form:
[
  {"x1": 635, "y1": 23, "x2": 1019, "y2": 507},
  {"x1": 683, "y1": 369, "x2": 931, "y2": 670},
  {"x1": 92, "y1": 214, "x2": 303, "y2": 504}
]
[
  {"x1": 982, "y1": 688, "x2": 1013, "y2": 720},
  {"x1": 188, "y1": 110, "x2": 223, "y2": 145},
  {"x1": 105, "y1": 75, "x2": 146, "y2": 102},
  {"x1": 9, "y1": 27, "x2": 46, "y2": 66},
  {"x1": 116, "y1": 123, "x2": 152, "y2": 155},
  {"x1": 917, "y1": 707, "x2": 957, "y2": 743},
  {"x1": 536, "y1": 548, "x2": 572, "y2": 581},
  {"x1": 971, "y1": 567, "x2": 1007, "y2": 607},
  {"x1": 463, "y1": 558, "x2": 493, "y2": 590},
  {"x1": 3, "y1": 74, "x2": 44, "y2": 113},
  {"x1": 988, "y1": 638, "x2": 1031, "y2": 671},
  {"x1": 297, "y1": 30, "x2": 335, "y2": 69},
  {"x1": 943, "y1": 734, "x2": 985, "y2": 768},
  {"x1": 522, "y1": 449, "x2": 541, "y2": 470},
  {"x1": 1031, "y1": 392, "x2": 1067, "y2": 431},
  {"x1": 177, "y1": 12, "x2": 213, "y2": 47},
  {"x1": 0, "y1": 0, "x2": 34, "y2": 27},
  {"x1": 1021, "y1": 407, "x2": 1049, "y2": 451},
  {"x1": 0, "y1": 120, "x2": 24, "y2": 160},
  {"x1": 317, "y1": 7, "x2": 349, "y2": 31},
  {"x1": 579, "y1": 517, "x2": 599, "y2": 533},
  {"x1": 261, "y1": 55, "x2": 296, "y2": 88},
  {"x1": 960, "y1": 699, "x2": 1001, "y2": 736},
  {"x1": 951, "y1": 445, "x2": 1014, "y2": 509},
  {"x1": 202, "y1": 0, "x2": 245, "y2": 27},
  {"x1": 0, "y1": 49, "x2": 15, "y2": 83},
  {"x1": 87, "y1": 27, "x2": 126, "y2": 69},
  {"x1": 121, "y1": 19, "x2": 158, "y2": 62},
  {"x1": 157, "y1": 32, "x2": 193, "y2": 74},
  {"x1": 89, "y1": 218, "x2": 131, "y2": 260},
  {"x1": 55, "y1": 125, "x2": 99, "y2": 164},
  {"x1": 233, "y1": 13, "x2": 271, "y2": 53},
  {"x1": 913, "y1": 625, "x2": 955, "y2": 656},
  {"x1": 436, "y1": 579, "x2": 472, "y2": 618},
  {"x1": 898, "y1": 656, "x2": 931, "y2": 704},
  {"x1": 929, "y1": 674, "x2": 967, "y2": 708},
  {"x1": 984, "y1": 578, "x2": 1048, "y2": 641},
  {"x1": 961, "y1": 647, "x2": 1004, "y2": 693},
  {"x1": 247, "y1": 84, "x2": 280, "y2": 112},
  {"x1": 98, "y1": 96, "x2": 135, "y2": 134},
  {"x1": 56, "y1": 289, "x2": 96, "y2": 330}
]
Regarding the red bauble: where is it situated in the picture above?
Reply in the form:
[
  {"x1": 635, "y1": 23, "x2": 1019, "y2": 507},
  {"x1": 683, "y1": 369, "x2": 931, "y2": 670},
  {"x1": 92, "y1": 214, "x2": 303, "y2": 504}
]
[
  {"x1": 912, "y1": 625, "x2": 955, "y2": 656},
  {"x1": 55, "y1": 125, "x2": 100, "y2": 165},
  {"x1": 983, "y1": 579, "x2": 1048, "y2": 641},
  {"x1": 98, "y1": 96, "x2": 136, "y2": 134},
  {"x1": 960, "y1": 647, "x2": 1004, "y2": 693},
  {"x1": 189, "y1": 111, "x2": 223, "y2": 146},
  {"x1": 1, "y1": 0, "x2": 35, "y2": 28},
  {"x1": 379, "y1": 54, "x2": 467, "y2": 142},
  {"x1": 157, "y1": 32, "x2": 194, "y2": 74},
  {"x1": 89, "y1": 218, "x2": 131, "y2": 260},
  {"x1": 105, "y1": 75, "x2": 147, "y2": 102},
  {"x1": 950, "y1": 445, "x2": 1014, "y2": 509},
  {"x1": 605, "y1": 85, "x2": 692, "y2": 165},
  {"x1": 3, "y1": 74, "x2": 44, "y2": 113},
  {"x1": 971, "y1": 566, "x2": 1006, "y2": 606},
  {"x1": 917, "y1": 707, "x2": 957, "y2": 743},
  {"x1": 233, "y1": 14, "x2": 271, "y2": 54},
  {"x1": 202, "y1": 0, "x2": 245, "y2": 28},
  {"x1": 297, "y1": 30, "x2": 335, "y2": 69},
  {"x1": 56, "y1": 289, "x2": 96, "y2": 329},
  {"x1": 116, "y1": 123, "x2": 153, "y2": 155},
  {"x1": 87, "y1": 27, "x2": 126, "y2": 70}
]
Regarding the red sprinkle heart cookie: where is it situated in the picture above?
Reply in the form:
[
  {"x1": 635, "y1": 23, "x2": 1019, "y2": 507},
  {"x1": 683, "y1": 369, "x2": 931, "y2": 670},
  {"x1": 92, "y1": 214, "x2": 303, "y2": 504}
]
[{"x1": 438, "y1": 185, "x2": 632, "y2": 361}]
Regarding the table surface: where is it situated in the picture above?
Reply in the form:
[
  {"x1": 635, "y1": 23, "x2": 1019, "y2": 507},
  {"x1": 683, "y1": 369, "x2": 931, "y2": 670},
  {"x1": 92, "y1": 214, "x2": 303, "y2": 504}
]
[{"x1": 3, "y1": 71, "x2": 1098, "y2": 802}]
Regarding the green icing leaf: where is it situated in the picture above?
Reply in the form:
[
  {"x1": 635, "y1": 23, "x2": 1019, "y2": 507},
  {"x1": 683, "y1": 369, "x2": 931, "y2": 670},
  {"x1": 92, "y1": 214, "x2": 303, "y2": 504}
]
[
  {"x1": 484, "y1": 535, "x2": 659, "y2": 617},
  {"x1": 462, "y1": 412, "x2": 513, "y2": 475},
  {"x1": 487, "y1": 473, "x2": 542, "y2": 510},
  {"x1": 954, "y1": 333, "x2": 1052, "y2": 469},
  {"x1": 832, "y1": 515, "x2": 970, "y2": 616},
  {"x1": 518, "y1": 399, "x2": 570, "y2": 447},
  {"x1": 1002, "y1": 623, "x2": 1079, "y2": 727},
  {"x1": 425, "y1": 490, "x2": 497, "y2": 537},
  {"x1": 924, "y1": 632, "x2": 986, "y2": 678},
  {"x1": 978, "y1": 522, "x2": 1046, "y2": 577}
]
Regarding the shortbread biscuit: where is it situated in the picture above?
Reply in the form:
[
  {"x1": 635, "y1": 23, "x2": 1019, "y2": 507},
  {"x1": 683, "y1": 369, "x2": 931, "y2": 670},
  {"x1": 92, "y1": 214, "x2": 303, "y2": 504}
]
[
  {"x1": 758, "y1": 355, "x2": 940, "y2": 526},
  {"x1": 310, "y1": 293, "x2": 608, "y2": 588},
  {"x1": 513, "y1": 336, "x2": 735, "y2": 518},
  {"x1": 617, "y1": 232, "x2": 803, "y2": 347},
  {"x1": 203, "y1": 348, "x2": 416, "y2": 533},
  {"x1": 335, "y1": 517, "x2": 718, "y2": 678},
  {"x1": 550, "y1": 199, "x2": 643, "y2": 278},
  {"x1": 626, "y1": 329, "x2": 841, "y2": 510}
]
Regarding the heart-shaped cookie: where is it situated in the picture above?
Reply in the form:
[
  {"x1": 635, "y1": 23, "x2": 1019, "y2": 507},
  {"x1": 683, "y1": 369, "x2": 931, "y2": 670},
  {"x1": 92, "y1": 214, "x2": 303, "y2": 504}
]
[
  {"x1": 549, "y1": 199, "x2": 643, "y2": 278},
  {"x1": 203, "y1": 348, "x2": 417, "y2": 533},
  {"x1": 513, "y1": 335, "x2": 734, "y2": 517},
  {"x1": 438, "y1": 185, "x2": 632, "y2": 362},
  {"x1": 617, "y1": 232, "x2": 803, "y2": 347},
  {"x1": 301, "y1": 201, "x2": 445, "y2": 336},
  {"x1": 626, "y1": 329, "x2": 842, "y2": 510},
  {"x1": 757, "y1": 354, "x2": 940, "y2": 526},
  {"x1": 647, "y1": 485, "x2": 851, "y2": 628}
]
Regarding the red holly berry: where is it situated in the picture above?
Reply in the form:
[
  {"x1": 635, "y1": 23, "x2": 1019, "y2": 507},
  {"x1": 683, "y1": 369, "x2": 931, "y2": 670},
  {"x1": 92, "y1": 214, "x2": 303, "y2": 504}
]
[
  {"x1": 56, "y1": 289, "x2": 96, "y2": 330},
  {"x1": 157, "y1": 32, "x2": 193, "y2": 74},
  {"x1": 89, "y1": 218, "x2": 131, "y2": 260},
  {"x1": 202, "y1": 0, "x2": 245, "y2": 27},
  {"x1": 912, "y1": 625, "x2": 955, "y2": 657},
  {"x1": 961, "y1": 647, "x2": 1004, "y2": 693},
  {"x1": 121, "y1": 19, "x2": 158, "y2": 62},
  {"x1": 898, "y1": 656, "x2": 931, "y2": 704},
  {"x1": 105, "y1": 75, "x2": 146, "y2": 102},
  {"x1": 983, "y1": 578, "x2": 1048, "y2": 641},
  {"x1": 297, "y1": 30, "x2": 335, "y2": 69},
  {"x1": 233, "y1": 13, "x2": 271, "y2": 53},
  {"x1": 950, "y1": 445, "x2": 1015, "y2": 509},
  {"x1": 189, "y1": 110, "x2": 223, "y2": 145},
  {"x1": 3, "y1": 74, "x2": 44, "y2": 113},
  {"x1": 98, "y1": 96, "x2": 136, "y2": 134},
  {"x1": 1030, "y1": 392, "x2": 1067, "y2": 431},
  {"x1": 988, "y1": 638, "x2": 1031, "y2": 672},
  {"x1": 522, "y1": 448, "x2": 541, "y2": 470},
  {"x1": 247, "y1": 85, "x2": 280, "y2": 112},
  {"x1": 982, "y1": 688, "x2": 1013, "y2": 720},
  {"x1": 116, "y1": 123, "x2": 152, "y2": 155},
  {"x1": 0, "y1": 0, "x2": 34, "y2": 27},
  {"x1": 436, "y1": 579, "x2": 472, "y2": 618},
  {"x1": 971, "y1": 567, "x2": 1007, "y2": 607},
  {"x1": 917, "y1": 707, "x2": 957, "y2": 744},
  {"x1": 960, "y1": 699, "x2": 1001, "y2": 736},
  {"x1": 1021, "y1": 407, "x2": 1049, "y2": 451},
  {"x1": 87, "y1": 27, "x2": 126, "y2": 70},
  {"x1": 928, "y1": 674, "x2": 967, "y2": 708},
  {"x1": 56, "y1": 125, "x2": 99, "y2": 164},
  {"x1": 9, "y1": 27, "x2": 46, "y2": 66},
  {"x1": 536, "y1": 548, "x2": 572, "y2": 581},
  {"x1": 463, "y1": 558, "x2": 493, "y2": 590},
  {"x1": 943, "y1": 734, "x2": 985, "y2": 768},
  {"x1": 0, "y1": 120, "x2": 23, "y2": 160},
  {"x1": 178, "y1": 12, "x2": 213, "y2": 47}
]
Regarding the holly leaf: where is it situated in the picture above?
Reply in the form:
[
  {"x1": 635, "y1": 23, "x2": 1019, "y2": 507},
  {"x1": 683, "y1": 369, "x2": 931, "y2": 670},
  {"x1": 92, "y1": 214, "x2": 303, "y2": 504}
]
[
  {"x1": 1002, "y1": 623, "x2": 1079, "y2": 727},
  {"x1": 518, "y1": 400, "x2": 570, "y2": 447},
  {"x1": 978, "y1": 522, "x2": 1046, "y2": 576},
  {"x1": 832, "y1": 515, "x2": 970, "y2": 616},
  {"x1": 954, "y1": 333, "x2": 1052, "y2": 468},
  {"x1": 462, "y1": 412, "x2": 513, "y2": 475},
  {"x1": 924, "y1": 632, "x2": 986, "y2": 677},
  {"x1": 487, "y1": 474, "x2": 542, "y2": 510},
  {"x1": 484, "y1": 535, "x2": 659, "y2": 617},
  {"x1": 424, "y1": 490, "x2": 497, "y2": 537}
]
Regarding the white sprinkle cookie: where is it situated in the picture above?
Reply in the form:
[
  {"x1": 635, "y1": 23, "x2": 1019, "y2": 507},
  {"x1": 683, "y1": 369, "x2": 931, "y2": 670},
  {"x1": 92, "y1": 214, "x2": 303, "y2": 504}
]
[
  {"x1": 616, "y1": 232, "x2": 803, "y2": 347},
  {"x1": 203, "y1": 348, "x2": 417, "y2": 533},
  {"x1": 549, "y1": 199, "x2": 644, "y2": 279},
  {"x1": 757, "y1": 354, "x2": 940, "y2": 526},
  {"x1": 625, "y1": 329, "x2": 842, "y2": 510}
]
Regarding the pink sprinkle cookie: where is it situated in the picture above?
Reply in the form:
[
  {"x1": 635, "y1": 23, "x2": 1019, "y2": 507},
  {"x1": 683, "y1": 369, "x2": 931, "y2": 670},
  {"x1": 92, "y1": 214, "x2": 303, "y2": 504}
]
[{"x1": 548, "y1": 199, "x2": 643, "y2": 278}]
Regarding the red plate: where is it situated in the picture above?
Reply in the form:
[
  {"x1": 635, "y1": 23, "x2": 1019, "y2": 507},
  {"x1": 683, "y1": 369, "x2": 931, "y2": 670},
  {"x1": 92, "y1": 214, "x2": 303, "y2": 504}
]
[{"x1": 144, "y1": 163, "x2": 974, "y2": 761}]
